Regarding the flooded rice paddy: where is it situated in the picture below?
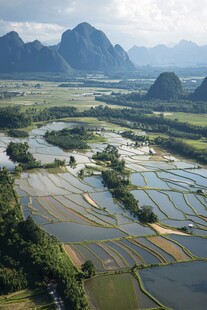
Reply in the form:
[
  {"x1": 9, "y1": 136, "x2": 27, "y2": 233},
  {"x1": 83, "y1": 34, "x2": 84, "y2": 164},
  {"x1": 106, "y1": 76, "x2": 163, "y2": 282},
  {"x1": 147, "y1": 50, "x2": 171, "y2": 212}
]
[
  {"x1": 1, "y1": 120, "x2": 206, "y2": 309},
  {"x1": 139, "y1": 261, "x2": 207, "y2": 310}
]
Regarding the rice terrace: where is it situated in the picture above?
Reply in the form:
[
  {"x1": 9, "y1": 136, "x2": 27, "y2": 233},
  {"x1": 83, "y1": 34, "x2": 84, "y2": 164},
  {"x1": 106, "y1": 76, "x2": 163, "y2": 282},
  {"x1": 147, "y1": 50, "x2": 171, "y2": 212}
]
[{"x1": 0, "y1": 75, "x2": 206, "y2": 310}]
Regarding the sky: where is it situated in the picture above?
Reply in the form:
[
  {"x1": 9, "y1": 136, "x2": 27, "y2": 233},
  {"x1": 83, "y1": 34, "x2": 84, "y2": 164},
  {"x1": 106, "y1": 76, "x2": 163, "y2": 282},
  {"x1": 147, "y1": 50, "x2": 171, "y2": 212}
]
[{"x1": 0, "y1": 0, "x2": 207, "y2": 50}]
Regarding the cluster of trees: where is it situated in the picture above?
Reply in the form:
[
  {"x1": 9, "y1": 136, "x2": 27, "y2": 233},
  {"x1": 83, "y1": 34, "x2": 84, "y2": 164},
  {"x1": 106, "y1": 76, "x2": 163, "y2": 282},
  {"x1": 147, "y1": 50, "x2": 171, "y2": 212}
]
[
  {"x1": 101, "y1": 170, "x2": 157, "y2": 223},
  {"x1": 44, "y1": 127, "x2": 90, "y2": 150},
  {"x1": 8, "y1": 129, "x2": 29, "y2": 138},
  {"x1": 91, "y1": 144, "x2": 157, "y2": 223},
  {"x1": 102, "y1": 170, "x2": 139, "y2": 214},
  {"x1": 154, "y1": 136, "x2": 207, "y2": 164},
  {"x1": 0, "y1": 168, "x2": 89, "y2": 309},
  {"x1": 0, "y1": 107, "x2": 32, "y2": 129},
  {"x1": 44, "y1": 158, "x2": 66, "y2": 169},
  {"x1": 0, "y1": 106, "x2": 79, "y2": 130},
  {"x1": 81, "y1": 260, "x2": 95, "y2": 278},
  {"x1": 0, "y1": 169, "x2": 27, "y2": 294},
  {"x1": 6, "y1": 142, "x2": 41, "y2": 169},
  {"x1": 121, "y1": 131, "x2": 149, "y2": 143},
  {"x1": 69, "y1": 155, "x2": 76, "y2": 166},
  {"x1": 0, "y1": 91, "x2": 20, "y2": 99},
  {"x1": 32, "y1": 106, "x2": 78, "y2": 122},
  {"x1": 137, "y1": 206, "x2": 158, "y2": 223},
  {"x1": 6, "y1": 142, "x2": 66, "y2": 170},
  {"x1": 93, "y1": 144, "x2": 125, "y2": 172}
]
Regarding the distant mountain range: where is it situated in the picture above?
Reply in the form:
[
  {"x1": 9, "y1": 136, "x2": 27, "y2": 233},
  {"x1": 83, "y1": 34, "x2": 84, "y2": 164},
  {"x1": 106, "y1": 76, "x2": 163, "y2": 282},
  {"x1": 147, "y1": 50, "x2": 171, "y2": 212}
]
[
  {"x1": 128, "y1": 40, "x2": 207, "y2": 67},
  {"x1": 0, "y1": 22, "x2": 134, "y2": 73},
  {"x1": 0, "y1": 31, "x2": 71, "y2": 73}
]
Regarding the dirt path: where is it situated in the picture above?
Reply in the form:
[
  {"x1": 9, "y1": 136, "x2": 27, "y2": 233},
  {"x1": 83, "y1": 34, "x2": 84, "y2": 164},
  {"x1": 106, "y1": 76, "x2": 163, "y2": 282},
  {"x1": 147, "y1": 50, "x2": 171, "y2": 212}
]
[
  {"x1": 64, "y1": 244, "x2": 84, "y2": 269},
  {"x1": 150, "y1": 223, "x2": 189, "y2": 236},
  {"x1": 84, "y1": 193, "x2": 99, "y2": 208}
]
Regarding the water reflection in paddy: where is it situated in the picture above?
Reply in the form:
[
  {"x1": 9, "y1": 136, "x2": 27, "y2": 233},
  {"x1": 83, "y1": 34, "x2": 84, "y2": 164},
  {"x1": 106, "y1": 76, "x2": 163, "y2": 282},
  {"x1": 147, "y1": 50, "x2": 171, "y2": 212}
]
[
  {"x1": 131, "y1": 190, "x2": 167, "y2": 220},
  {"x1": 166, "y1": 191, "x2": 196, "y2": 215},
  {"x1": 42, "y1": 221, "x2": 126, "y2": 242},
  {"x1": 139, "y1": 261, "x2": 207, "y2": 310},
  {"x1": 130, "y1": 173, "x2": 147, "y2": 187},
  {"x1": 147, "y1": 190, "x2": 186, "y2": 220},
  {"x1": 87, "y1": 243, "x2": 119, "y2": 269},
  {"x1": 141, "y1": 172, "x2": 171, "y2": 189},
  {"x1": 168, "y1": 235, "x2": 207, "y2": 258},
  {"x1": 84, "y1": 176, "x2": 104, "y2": 189},
  {"x1": 106, "y1": 241, "x2": 137, "y2": 267},
  {"x1": 138, "y1": 237, "x2": 176, "y2": 262},
  {"x1": 161, "y1": 219, "x2": 207, "y2": 235},
  {"x1": 185, "y1": 193, "x2": 207, "y2": 216},
  {"x1": 158, "y1": 170, "x2": 205, "y2": 190},
  {"x1": 119, "y1": 223, "x2": 155, "y2": 236},
  {"x1": 120, "y1": 239, "x2": 161, "y2": 265},
  {"x1": 168, "y1": 169, "x2": 206, "y2": 188},
  {"x1": 90, "y1": 191, "x2": 124, "y2": 215},
  {"x1": 0, "y1": 148, "x2": 15, "y2": 170},
  {"x1": 186, "y1": 215, "x2": 207, "y2": 227}
]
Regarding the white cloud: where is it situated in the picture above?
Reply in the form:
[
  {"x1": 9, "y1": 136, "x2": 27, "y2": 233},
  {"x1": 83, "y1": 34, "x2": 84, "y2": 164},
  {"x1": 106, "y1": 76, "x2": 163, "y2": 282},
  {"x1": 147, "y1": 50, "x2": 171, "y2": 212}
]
[
  {"x1": 0, "y1": 0, "x2": 207, "y2": 48},
  {"x1": 0, "y1": 19, "x2": 64, "y2": 44}
]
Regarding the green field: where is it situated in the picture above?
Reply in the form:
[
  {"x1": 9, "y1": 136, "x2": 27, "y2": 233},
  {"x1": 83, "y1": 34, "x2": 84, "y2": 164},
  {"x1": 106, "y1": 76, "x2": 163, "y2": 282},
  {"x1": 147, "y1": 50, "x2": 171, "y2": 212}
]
[
  {"x1": 0, "y1": 80, "x2": 126, "y2": 111},
  {"x1": 185, "y1": 138, "x2": 207, "y2": 150},
  {"x1": 0, "y1": 289, "x2": 54, "y2": 309},
  {"x1": 84, "y1": 273, "x2": 158, "y2": 310},
  {"x1": 165, "y1": 112, "x2": 207, "y2": 126}
]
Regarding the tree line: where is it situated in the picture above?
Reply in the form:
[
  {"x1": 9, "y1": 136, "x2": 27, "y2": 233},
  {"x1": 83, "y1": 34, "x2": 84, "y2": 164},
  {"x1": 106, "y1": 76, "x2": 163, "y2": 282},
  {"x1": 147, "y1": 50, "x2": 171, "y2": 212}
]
[
  {"x1": 0, "y1": 168, "x2": 89, "y2": 309},
  {"x1": 92, "y1": 145, "x2": 158, "y2": 223},
  {"x1": 96, "y1": 89, "x2": 207, "y2": 114},
  {"x1": 1, "y1": 105, "x2": 206, "y2": 139},
  {"x1": 154, "y1": 136, "x2": 207, "y2": 164}
]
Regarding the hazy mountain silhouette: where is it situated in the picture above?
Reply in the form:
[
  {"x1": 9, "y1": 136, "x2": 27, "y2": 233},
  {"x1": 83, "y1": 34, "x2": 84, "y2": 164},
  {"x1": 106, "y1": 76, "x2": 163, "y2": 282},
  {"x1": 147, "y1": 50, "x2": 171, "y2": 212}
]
[
  {"x1": 0, "y1": 31, "x2": 71, "y2": 73},
  {"x1": 128, "y1": 40, "x2": 207, "y2": 67},
  {"x1": 58, "y1": 22, "x2": 134, "y2": 71}
]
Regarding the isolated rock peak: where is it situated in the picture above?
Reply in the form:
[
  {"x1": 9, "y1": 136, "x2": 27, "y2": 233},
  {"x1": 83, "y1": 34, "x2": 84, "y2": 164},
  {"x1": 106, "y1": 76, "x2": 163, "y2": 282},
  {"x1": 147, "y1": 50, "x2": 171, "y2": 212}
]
[
  {"x1": 190, "y1": 76, "x2": 207, "y2": 101},
  {"x1": 58, "y1": 22, "x2": 134, "y2": 71},
  {"x1": 147, "y1": 72, "x2": 183, "y2": 100}
]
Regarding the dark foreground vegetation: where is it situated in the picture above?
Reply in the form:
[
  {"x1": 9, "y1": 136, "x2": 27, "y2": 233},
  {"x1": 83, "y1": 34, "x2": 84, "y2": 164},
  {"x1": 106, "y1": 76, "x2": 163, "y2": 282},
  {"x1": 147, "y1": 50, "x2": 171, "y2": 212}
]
[{"x1": 0, "y1": 168, "x2": 89, "y2": 309}]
